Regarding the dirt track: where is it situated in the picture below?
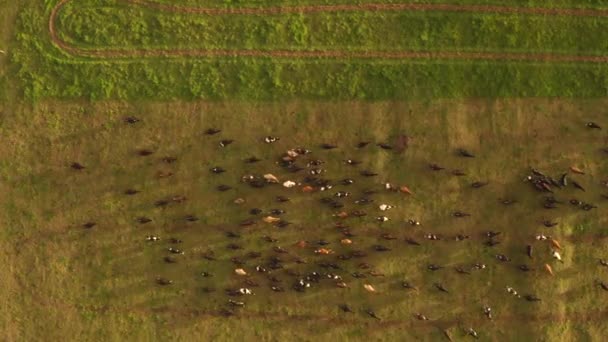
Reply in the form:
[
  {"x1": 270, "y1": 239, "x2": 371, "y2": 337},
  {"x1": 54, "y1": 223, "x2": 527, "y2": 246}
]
[{"x1": 49, "y1": 0, "x2": 608, "y2": 62}]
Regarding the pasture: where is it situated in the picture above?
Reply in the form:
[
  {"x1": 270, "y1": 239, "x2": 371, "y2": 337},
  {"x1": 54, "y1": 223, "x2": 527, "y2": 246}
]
[{"x1": 1, "y1": 1, "x2": 608, "y2": 341}]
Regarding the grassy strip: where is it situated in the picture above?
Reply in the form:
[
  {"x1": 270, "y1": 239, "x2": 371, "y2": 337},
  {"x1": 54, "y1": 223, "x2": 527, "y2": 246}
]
[
  {"x1": 148, "y1": 0, "x2": 608, "y2": 10},
  {"x1": 56, "y1": 4, "x2": 608, "y2": 55},
  {"x1": 8, "y1": 1, "x2": 608, "y2": 100}
]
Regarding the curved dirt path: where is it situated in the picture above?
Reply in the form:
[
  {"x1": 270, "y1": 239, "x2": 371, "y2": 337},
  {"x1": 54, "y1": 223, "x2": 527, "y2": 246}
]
[{"x1": 50, "y1": 0, "x2": 608, "y2": 62}]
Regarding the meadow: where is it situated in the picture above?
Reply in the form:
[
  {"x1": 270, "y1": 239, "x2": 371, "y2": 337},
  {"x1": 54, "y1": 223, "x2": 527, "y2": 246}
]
[
  {"x1": 1, "y1": 1, "x2": 608, "y2": 341},
  {"x1": 7, "y1": 0, "x2": 608, "y2": 100}
]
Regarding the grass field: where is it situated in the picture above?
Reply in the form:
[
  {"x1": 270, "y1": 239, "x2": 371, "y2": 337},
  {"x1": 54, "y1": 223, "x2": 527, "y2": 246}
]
[
  {"x1": 1, "y1": 1, "x2": 608, "y2": 341},
  {"x1": 6, "y1": 0, "x2": 608, "y2": 100}
]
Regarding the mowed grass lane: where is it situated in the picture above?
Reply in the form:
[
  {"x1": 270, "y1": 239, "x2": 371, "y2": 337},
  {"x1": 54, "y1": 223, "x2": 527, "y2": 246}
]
[
  {"x1": 2, "y1": 99, "x2": 607, "y2": 341},
  {"x1": 56, "y1": 1, "x2": 608, "y2": 55}
]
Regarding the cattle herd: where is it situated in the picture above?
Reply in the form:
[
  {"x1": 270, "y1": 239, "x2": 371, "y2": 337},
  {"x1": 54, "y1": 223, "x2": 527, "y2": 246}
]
[{"x1": 75, "y1": 117, "x2": 607, "y2": 339}]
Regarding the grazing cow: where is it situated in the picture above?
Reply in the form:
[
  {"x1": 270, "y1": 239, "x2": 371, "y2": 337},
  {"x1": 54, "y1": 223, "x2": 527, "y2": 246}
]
[
  {"x1": 378, "y1": 204, "x2": 394, "y2": 211},
  {"x1": 467, "y1": 328, "x2": 479, "y2": 339},
  {"x1": 155, "y1": 199, "x2": 169, "y2": 207},
  {"x1": 321, "y1": 143, "x2": 338, "y2": 150},
  {"x1": 234, "y1": 268, "x2": 247, "y2": 276},
  {"x1": 83, "y1": 222, "x2": 96, "y2": 229},
  {"x1": 124, "y1": 189, "x2": 140, "y2": 195},
  {"x1": 363, "y1": 284, "x2": 376, "y2": 293},
  {"x1": 395, "y1": 134, "x2": 410, "y2": 152},
  {"x1": 71, "y1": 162, "x2": 86, "y2": 170},
  {"x1": 171, "y1": 195, "x2": 186, "y2": 203},
  {"x1": 125, "y1": 116, "x2": 140, "y2": 124},
  {"x1": 600, "y1": 259, "x2": 608, "y2": 267},
  {"x1": 424, "y1": 233, "x2": 440, "y2": 241},
  {"x1": 399, "y1": 186, "x2": 412, "y2": 194},
  {"x1": 552, "y1": 250, "x2": 563, "y2": 262},
  {"x1": 219, "y1": 139, "x2": 233, "y2": 147},
  {"x1": 283, "y1": 180, "x2": 296, "y2": 188},
  {"x1": 407, "y1": 219, "x2": 421, "y2": 226},
  {"x1": 357, "y1": 141, "x2": 370, "y2": 148},
  {"x1": 264, "y1": 136, "x2": 279, "y2": 144},
  {"x1": 377, "y1": 143, "x2": 392, "y2": 150},
  {"x1": 314, "y1": 248, "x2": 334, "y2": 255},
  {"x1": 483, "y1": 306, "x2": 492, "y2": 320},
  {"x1": 339, "y1": 304, "x2": 353, "y2": 313},
  {"x1": 245, "y1": 156, "x2": 261, "y2": 163},
  {"x1": 519, "y1": 264, "x2": 532, "y2": 272},
  {"x1": 455, "y1": 267, "x2": 470, "y2": 275},
  {"x1": 485, "y1": 239, "x2": 500, "y2": 247},
  {"x1": 365, "y1": 309, "x2": 381, "y2": 320},
  {"x1": 373, "y1": 245, "x2": 391, "y2": 252},
  {"x1": 341, "y1": 178, "x2": 355, "y2": 185},
  {"x1": 138, "y1": 149, "x2": 154, "y2": 156},
  {"x1": 506, "y1": 286, "x2": 520, "y2": 297},
  {"x1": 457, "y1": 148, "x2": 475, "y2": 158},
  {"x1": 572, "y1": 180, "x2": 585, "y2": 191},
  {"x1": 376, "y1": 216, "x2": 389, "y2": 222},
  {"x1": 184, "y1": 215, "x2": 198, "y2": 222},
  {"x1": 452, "y1": 169, "x2": 466, "y2": 176},
  {"x1": 586, "y1": 122, "x2": 601, "y2": 129},
  {"x1": 427, "y1": 264, "x2": 443, "y2": 271},
  {"x1": 570, "y1": 166, "x2": 585, "y2": 174},
  {"x1": 381, "y1": 233, "x2": 397, "y2": 240},
  {"x1": 550, "y1": 238, "x2": 562, "y2": 250},
  {"x1": 204, "y1": 128, "x2": 221, "y2": 135},
  {"x1": 168, "y1": 247, "x2": 184, "y2": 255},
  {"x1": 434, "y1": 283, "x2": 449, "y2": 293},
  {"x1": 526, "y1": 245, "x2": 533, "y2": 259},
  {"x1": 211, "y1": 166, "x2": 226, "y2": 174},
  {"x1": 238, "y1": 288, "x2": 253, "y2": 295},
  {"x1": 570, "y1": 199, "x2": 582, "y2": 206},
  {"x1": 429, "y1": 163, "x2": 444, "y2": 171},
  {"x1": 156, "y1": 278, "x2": 173, "y2": 286},
  {"x1": 228, "y1": 299, "x2": 245, "y2": 307},
  {"x1": 263, "y1": 216, "x2": 280, "y2": 223},
  {"x1": 582, "y1": 203, "x2": 597, "y2": 211},
  {"x1": 524, "y1": 294, "x2": 541, "y2": 302},
  {"x1": 146, "y1": 235, "x2": 160, "y2": 242},
  {"x1": 415, "y1": 313, "x2": 428, "y2": 321},
  {"x1": 137, "y1": 217, "x2": 151, "y2": 224},
  {"x1": 455, "y1": 234, "x2": 469, "y2": 241},
  {"x1": 500, "y1": 198, "x2": 517, "y2": 205},
  {"x1": 471, "y1": 181, "x2": 488, "y2": 188},
  {"x1": 453, "y1": 211, "x2": 470, "y2": 218},
  {"x1": 543, "y1": 220, "x2": 558, "y2": 227},
  {"x1": 360, "y1": 170, "x2": 378, "y2": 177},
  {"x1": 335, "y1": 191, "x2": 350, "y2": 198},
  {"x1": 157, "y1": 171, "x2": 174, "y2": 178},
  {"x1": 164, "y1": 256, "x2": 177, "y2": 264},
  {"x1": 496, "y1": 254, "x2": 511, "y2": 262},
  {"x1": 406, "y1": 238, "x2": 421, "y2": 246},
  {"x1": 355, "y1": 198, "x2": 374, "y2": 205},
  {"x1": 250, "y1": 208, "x2": 262, "y2": 215}
]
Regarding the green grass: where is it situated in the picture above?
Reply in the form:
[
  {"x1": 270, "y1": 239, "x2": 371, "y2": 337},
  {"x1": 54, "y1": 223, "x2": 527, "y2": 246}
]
[
  {"x1": 1, "y1": 1, "x2": 608, "y2": 340},
  {"x1": 1, "y1": 99, "x2": 608, "y2": 341},
  {"x1": 7, "y1": 0, "x2": 608, "y2": 101},
  {"x1": 57, "y1": 4, "x2": 608, "y2": 55}
]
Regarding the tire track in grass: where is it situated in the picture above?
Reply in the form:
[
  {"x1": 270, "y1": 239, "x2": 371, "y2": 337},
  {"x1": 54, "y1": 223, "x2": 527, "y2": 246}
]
[{"x1": 50, "y1": 0, "x2": 608, "y2": 62}]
